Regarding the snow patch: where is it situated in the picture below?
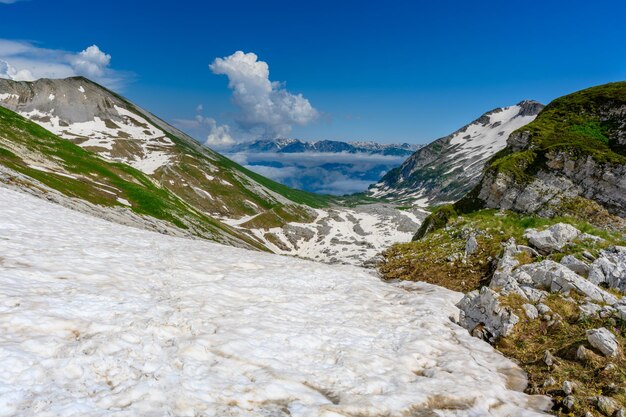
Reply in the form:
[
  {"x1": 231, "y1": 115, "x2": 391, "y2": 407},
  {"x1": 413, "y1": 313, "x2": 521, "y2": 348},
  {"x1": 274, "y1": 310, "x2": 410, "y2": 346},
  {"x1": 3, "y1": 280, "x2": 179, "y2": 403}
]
[{"x1": 0, "y1": 187, "x2": 550, "y2": 416}]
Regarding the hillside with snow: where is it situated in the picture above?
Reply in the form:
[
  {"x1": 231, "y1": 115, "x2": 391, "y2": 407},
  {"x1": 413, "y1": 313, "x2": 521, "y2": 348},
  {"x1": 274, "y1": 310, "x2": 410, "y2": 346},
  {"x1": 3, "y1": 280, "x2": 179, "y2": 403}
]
[
  {"x1": 0, "y1": 187, "x2": 550, "y2": 416},
  {"x1": 369, "y1": 101, "x2": 544, "y2": 205}
]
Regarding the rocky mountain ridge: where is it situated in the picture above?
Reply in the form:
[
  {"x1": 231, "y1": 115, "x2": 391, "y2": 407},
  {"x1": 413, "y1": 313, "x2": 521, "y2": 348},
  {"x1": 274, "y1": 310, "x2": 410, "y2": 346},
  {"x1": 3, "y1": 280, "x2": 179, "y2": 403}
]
[{"x1": 369, "y1": 100, "x2": 544, "y2": 205}]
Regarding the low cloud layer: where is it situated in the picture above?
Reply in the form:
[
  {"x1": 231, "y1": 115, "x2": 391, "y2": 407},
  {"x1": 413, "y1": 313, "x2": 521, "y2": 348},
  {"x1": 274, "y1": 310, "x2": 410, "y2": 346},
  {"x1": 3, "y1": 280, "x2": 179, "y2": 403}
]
[
  {"x1": 226, "y1": 151, "x2": 407, "y2": 195},
  {"x1": 0, "y1": 39, "x2": 128, "y2": 89},
  {"x1": 210, "y1": 51, "x2": 318, "y2": 138}
]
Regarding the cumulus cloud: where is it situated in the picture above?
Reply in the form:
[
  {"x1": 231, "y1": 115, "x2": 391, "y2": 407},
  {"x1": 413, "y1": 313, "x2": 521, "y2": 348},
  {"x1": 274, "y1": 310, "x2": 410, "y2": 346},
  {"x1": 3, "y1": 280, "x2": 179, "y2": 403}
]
[
  {"x1": 210, "y1": 51, "x2": 318, "y2": 138},
  {"x1": 174, "y1": 113, "x2": 235, "y2": 149},
  {"x1": 70, "y1": 45, "x2": 111, "y2": 78},
  {"x1": 0, "y1": 39, "x2": 129, "y2": 89},
  {"x1": 0, "y1": 59, "x2": 34, "y2": 81}
]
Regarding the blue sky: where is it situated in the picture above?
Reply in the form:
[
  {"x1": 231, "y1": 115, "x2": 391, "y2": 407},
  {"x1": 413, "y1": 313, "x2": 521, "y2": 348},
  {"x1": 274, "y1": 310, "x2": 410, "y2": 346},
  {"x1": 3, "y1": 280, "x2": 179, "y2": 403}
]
[{"x1": 1, "y1": 0, "x2": 625, "y2": 144}]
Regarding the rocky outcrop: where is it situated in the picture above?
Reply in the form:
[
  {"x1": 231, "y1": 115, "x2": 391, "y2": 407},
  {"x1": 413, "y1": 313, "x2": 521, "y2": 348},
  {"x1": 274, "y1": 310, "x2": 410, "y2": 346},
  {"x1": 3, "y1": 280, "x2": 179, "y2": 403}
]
[
  {"x1": 476, "y1": 151, "x2": 626, "y2": 218},
  {"x1": 467, "y1": 81, "x2": 626, "y2": 219},
  {"x1": 456, "y1": 223, "x2": 625, "y2": 341}
]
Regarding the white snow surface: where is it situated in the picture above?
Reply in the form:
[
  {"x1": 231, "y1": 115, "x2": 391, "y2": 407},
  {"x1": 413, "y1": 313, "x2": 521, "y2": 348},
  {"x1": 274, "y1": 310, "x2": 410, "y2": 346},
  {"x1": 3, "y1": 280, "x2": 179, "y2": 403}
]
[{"x1": 0, "y1": 188, "x2": 550, "y2": 416}]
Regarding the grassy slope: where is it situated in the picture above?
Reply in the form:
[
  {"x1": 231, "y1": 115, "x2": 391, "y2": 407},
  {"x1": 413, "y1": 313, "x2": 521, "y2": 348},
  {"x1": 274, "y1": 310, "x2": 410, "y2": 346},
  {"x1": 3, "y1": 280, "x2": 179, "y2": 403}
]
[
  {"x1": 485, "y1": 81, "x2": 626, "y2": 184},
  {"x1": 0, "y1": 106, "x2": 267, "y2": 250}
]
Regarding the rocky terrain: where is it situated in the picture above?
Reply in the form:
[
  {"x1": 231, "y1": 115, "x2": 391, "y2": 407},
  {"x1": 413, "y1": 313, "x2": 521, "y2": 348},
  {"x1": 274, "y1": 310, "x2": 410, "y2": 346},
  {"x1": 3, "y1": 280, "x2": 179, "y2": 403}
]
[
  {"x1": 369, "y1": 100, "x2": 544, "y2": 205},
  {"x1": 380, "y1": 81, "x2": 626, "y2": 416},
  {"x1": 465, "y1": 82, "x2": 626, "y2": 218}
]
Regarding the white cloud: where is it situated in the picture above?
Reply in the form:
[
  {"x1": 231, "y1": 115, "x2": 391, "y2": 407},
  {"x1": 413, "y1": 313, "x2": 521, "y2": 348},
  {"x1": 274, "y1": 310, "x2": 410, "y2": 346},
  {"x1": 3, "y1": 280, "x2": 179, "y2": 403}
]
[
  {"x1": 70, "y1": 45, "x2": 111, "y2": 78},
  {"x1": 174, "y1": 114, "x2": 235, "y2": 149},
  {"x1": 0, "y1": 59, "x2": 34, "y2": 81},
  {"x1": 204, "y1": 118, "x2": 235, "y2": 149},
  {"x1": 210, "y1": 51, "x2": 318, "y2": 138},
  {"x1": 0, "y1": 0, "x2": 25, "y2": 4},
  {"x1": 0, "y1": 39, "x2": 129, "y2": 89}
]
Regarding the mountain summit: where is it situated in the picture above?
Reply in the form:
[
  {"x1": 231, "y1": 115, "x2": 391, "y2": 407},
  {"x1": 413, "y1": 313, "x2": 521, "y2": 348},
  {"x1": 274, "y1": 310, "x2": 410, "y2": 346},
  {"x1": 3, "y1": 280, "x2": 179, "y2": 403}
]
[{"x1": 368, "y1": 100, "x2": 544, "y2": 205}]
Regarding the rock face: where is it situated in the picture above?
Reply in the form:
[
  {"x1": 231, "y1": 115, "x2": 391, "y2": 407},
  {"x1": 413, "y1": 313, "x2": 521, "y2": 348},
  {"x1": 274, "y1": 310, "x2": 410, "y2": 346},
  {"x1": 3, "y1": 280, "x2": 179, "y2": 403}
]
[
  {"x1": 467, "y1": 81, "x2": 626, "y2": 218},
  {"x1": 368, "y1": 100, "x2": 543, "y2": 205},
  {"x1": 586, "y1": 328, "x2": 620, "y2": 357}
]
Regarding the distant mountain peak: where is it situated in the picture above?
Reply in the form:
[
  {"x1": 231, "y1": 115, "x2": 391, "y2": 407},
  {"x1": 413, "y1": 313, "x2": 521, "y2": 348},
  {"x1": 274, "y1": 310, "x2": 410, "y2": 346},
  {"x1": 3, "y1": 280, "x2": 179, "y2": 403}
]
[{"x1": 368, "y1": 101, "x2": 545, "y2": 205}]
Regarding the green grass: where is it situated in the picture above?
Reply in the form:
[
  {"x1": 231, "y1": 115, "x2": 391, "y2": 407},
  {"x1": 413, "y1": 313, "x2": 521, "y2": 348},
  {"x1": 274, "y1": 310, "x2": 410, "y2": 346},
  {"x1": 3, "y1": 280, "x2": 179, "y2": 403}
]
[
  {"x1": 485, "y1": 81, "x2": 626, "y2": 183},
  {"x1": 0, "y1": 105, "x2": 269, "y2": 250}
]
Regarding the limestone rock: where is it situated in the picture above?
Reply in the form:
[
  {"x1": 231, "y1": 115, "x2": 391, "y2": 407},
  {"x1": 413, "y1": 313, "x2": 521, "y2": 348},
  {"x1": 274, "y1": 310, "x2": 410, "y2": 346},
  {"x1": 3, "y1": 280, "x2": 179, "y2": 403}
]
[
  {"x1": 586, "y1": 328, "x2": 620, "y2": 357},
  {"x1": 524, "y1": 223, "x2": 580, "y2": 254},
  {"x1": 456, "y1": 287, "x2": 519, "y2": 342},
  {"x1": 560, "y1": 254, "x2": 590, "y2": 276},
  {"x1": 522, "y1": 303, "x2": 539, "y2": 320}
]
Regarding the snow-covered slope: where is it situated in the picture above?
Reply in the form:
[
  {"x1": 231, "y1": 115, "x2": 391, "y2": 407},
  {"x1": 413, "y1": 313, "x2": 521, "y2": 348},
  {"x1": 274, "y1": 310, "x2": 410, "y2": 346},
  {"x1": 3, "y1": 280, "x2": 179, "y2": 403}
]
[
  {"x1": 0, "y1": 187, "x2": 551, "y2": 416},
  {"x1": 0, "y1": 77, "x2": 336, "y2": 246},
  {"x1": 369, "y1": 101, "x2": 544, "y2": 206},
  {"x1": 235, "y1": 204, "x2": 426, "y2": 266}
]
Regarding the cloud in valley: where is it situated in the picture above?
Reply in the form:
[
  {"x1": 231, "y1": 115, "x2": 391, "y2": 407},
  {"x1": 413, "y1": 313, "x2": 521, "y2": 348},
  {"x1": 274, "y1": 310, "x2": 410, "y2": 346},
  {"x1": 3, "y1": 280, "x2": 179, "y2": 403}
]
[
  {"x1": 0, "y1": 39, "x2": 129, "y2": 89},
  {"x1": 226, "y1": 151, "x2": 407, "y2": 195},
  {"x1": 210, "y1": 51, "x2": 318, "y2": 138}
]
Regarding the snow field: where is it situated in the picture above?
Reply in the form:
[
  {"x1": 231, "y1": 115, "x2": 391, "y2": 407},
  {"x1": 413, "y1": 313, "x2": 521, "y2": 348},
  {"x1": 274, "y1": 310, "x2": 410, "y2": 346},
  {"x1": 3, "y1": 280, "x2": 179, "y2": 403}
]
[{"x1": 0, "y1": 188, "x2": 550, "y2": 416}]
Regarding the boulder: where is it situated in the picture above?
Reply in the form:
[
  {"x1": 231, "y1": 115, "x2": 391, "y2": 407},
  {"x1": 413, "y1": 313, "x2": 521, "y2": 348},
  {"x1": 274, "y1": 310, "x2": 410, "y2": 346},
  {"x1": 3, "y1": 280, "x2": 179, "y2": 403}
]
[
  {"x1": 524, "y1": 223, "x2": 580, "y2": 254},
  {"x1": 586, "y1": 328, "x2": 620, "y2": 357},
  {"x1": 588, "y1": 246, "x2": 626, "y2": 292},
  {"x1": 465, "y1": 235, "x2": 479, "y2": 256},
  {"x1": 522, "y1": 303, "x2": 539, "y2": 320},
  {"x1": 456, "y1": 287, "x2": 519, "y2": 342},
  {"x1": 560, "y1": 255, "x2": 590, "y2": 276},
  {"x1": 596, "y1": 395, "x2": 620, "y2": 416}
]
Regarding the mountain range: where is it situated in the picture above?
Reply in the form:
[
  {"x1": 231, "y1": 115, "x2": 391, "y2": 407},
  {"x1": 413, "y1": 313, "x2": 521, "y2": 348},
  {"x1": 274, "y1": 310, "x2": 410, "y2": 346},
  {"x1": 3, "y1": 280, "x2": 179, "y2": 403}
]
[{"x1": 225, "y1": 138, "x2": 421, "y2": 195}]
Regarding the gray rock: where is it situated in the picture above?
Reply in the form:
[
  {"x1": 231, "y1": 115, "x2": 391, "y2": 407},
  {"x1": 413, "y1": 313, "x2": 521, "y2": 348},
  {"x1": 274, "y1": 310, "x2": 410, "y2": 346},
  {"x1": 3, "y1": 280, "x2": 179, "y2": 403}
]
[
  {"x1": 579, "y1": 302, "x2": 603, "y2": 319},
  {"x1": 583, "y1": 251, "x2": 597, "y2": 261},
  {"x1": 560, "y1": 254, "x2": 590, "y2": 276},
  {"x1": 537, "y1": 303, "x2": 552, "y2": 315},
  {"x1": 524, "y1": 223, "x2": 581, "y2": 254},
  {"x1": 456, "y1": 287, "x2": 519, "y2": 342},
  {"x1": 543, "y1": 377, "x2": 556, "y2": 387},
  {"x1": 465, "y1": 235, "x2": 479, "y2": 256},
  {"x1": 576, "y1": 345, "x2": 593, "y2": 361},
  {"x1": 589, "y1": 246, "x2": 626, "y2": 292},
  {"x1": 563, "y1": 395, "x2": 576, "y2": 410},
  {"x1": 596, "y1": 395, "x2": 619, "y2": 416},
  {"x1": 563, "y1": 380, "x2": 575, "y2": 395},
  {"x1": 515, "y1": 260, "x2": 618, "y2": 305},
  {"x1": 580, "y1": 232, "x2": 606, "y2": 243},
  {"x1": 586, "y1": 328, "x2": 620, "y2": 357},
  {"x1": 543, "y1": 350, "x2": 556, "y2": 366},
  {"x1": 522, "y1": 303, "x2": 539, "y2": 320}
]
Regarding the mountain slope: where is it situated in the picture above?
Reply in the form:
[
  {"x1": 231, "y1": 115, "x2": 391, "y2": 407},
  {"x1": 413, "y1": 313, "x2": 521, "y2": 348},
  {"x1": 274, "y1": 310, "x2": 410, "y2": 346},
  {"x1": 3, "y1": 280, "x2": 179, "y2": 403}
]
[
  {"x1": 0, "y1": 186, "x2": 551, "y2": 416},
  {"x1": 369, "y1": 101, "x2": 544, "y2": 205},
  {"x1": 462, "y1": 81, "x2": 626, "y2": 218},
  {"x1": 0, "y1": 77, "x2": 334, "y2": 250}
]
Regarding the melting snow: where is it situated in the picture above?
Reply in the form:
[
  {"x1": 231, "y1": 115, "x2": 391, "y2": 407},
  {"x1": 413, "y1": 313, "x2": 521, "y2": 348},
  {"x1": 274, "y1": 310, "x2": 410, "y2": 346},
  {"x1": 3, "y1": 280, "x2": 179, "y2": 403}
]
[{"x1": 0, "y1": 188, "x2": 551, "y2": 416}]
